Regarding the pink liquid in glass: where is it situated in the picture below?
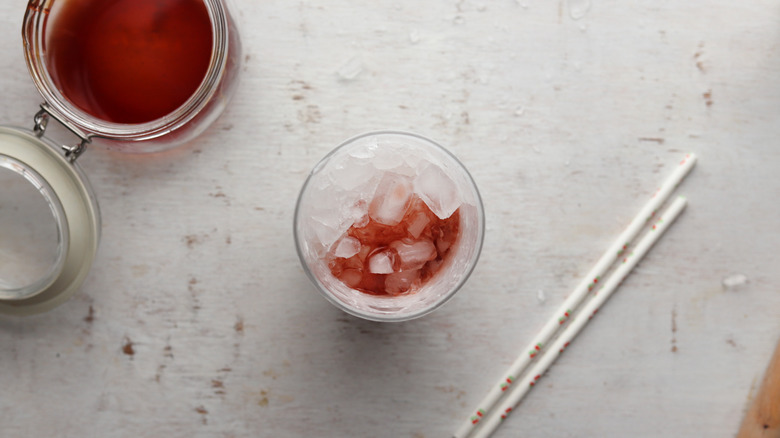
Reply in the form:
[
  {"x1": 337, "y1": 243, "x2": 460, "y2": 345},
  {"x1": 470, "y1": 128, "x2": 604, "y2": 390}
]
[{"x1": 328, "y1": 194, "x2": 460, "y2": 296}]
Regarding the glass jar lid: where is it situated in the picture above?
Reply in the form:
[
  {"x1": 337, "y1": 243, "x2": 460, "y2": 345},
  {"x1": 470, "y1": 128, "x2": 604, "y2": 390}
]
[{"x1": 0, "y1": 126, "x2": 100, "y2": 315}]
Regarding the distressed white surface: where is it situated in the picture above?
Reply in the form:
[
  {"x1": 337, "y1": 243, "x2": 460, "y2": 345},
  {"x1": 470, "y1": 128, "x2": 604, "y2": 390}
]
[{"x1": 1, "y1": 1, "x2": 780, "y2": 437}]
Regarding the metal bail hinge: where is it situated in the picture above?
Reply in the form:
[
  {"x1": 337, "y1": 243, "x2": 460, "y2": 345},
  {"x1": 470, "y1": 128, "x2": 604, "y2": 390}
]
[
  {"x1": 33, "y1": 104, "x2": 93, "y2": 163},
  {"x1": 63, "y1": 139, "x2": 89, "y2": 162}
]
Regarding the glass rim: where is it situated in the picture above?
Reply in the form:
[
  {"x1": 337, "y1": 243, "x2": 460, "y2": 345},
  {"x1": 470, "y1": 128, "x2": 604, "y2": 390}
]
[
  {"x1": 21, "y1": 0, "x2": 230, "y2": 141},
  {"x1": 293, "y1": 130, "x2": 485, "y2": 322},
  {"x1": 0, "y1": 154, "x2": 68, "y2": 299},
  {"x1": 0, "y1": 126, "x2": 100, "y2": 314}
]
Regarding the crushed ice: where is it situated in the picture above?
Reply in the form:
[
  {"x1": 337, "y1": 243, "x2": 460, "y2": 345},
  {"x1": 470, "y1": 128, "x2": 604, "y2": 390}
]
[
  {"x1": 337, "y1": 56, "x2": 363, "y2": 81},
  {"x1": 722, "y1": 273, "x2": 749, "y2": 290},
  {"x1": 568, "y1": 0, "x2": 591, "y2": 20},
  {"x1": 409, "y1": 30, "x2": 420, "y2": 44}
]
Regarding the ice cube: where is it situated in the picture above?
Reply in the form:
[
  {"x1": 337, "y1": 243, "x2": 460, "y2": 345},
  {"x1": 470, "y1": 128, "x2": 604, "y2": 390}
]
[
  {"x1": 409, "y1": 30, "x2": 420, "y2": 44},
  {"x1": 413, "y1": 164, "x2": 461, "y2": 219},
  {"x1": 390, "y1": 163, "x2": 419, "y2": 178},
  {"x1": 369, "y1": 173, "x2": 413, "y2": 226},
  {"x1": 355, "y1": 244, "x2": 371, "y2": 261},
  {"x1": 310, "y1": 215, "x2": 343, "y2": 249},
  {"x1": 372, "y1": 145, "x2": 405, "y2": 170},
  {"x1": 342, "y1": 199, "x2": 369, "y2": 229},
  {"x1": 385, "y1": 269, "x2": 421, "y2": 295},
  {"x1": 436, "y1": 236, "x2": 452, "y2": 254},
  {"x1": 406, "y1": 212, "x2": 430, "y2": 239},
  {"x1": 329, "y1": 161, "x2": 375, "y2": 191},
  {"x1": 403, "y1": 153, "x2": 426, "y2": 174},
  {"x1": 391, "y1": 239, "x2": 437, "y2": 271},
  {"x1": 722, "y1": 273, "x2": 749, "y2": 290},
  {"x1": 337, "y1": 56, "x2": 363, "y2": 81},
  {"x1": 332, "y1": 236, "x2": 361, "y2": 258},
  {"x1": 424, "y1": 258, "x2": 443, "y2": 274},
  {"x1": 352, "y1": 213, "x2": 369, "y2": 229},
  {"x1": 348, "y1": 137, "x2": 377, "y2": 160},
  {"x1": 338, "y1": 268, "x2": 363, "y2": 288},
  {"x1": 368, "y1": 249, "x2": 397, "y2": 274}
]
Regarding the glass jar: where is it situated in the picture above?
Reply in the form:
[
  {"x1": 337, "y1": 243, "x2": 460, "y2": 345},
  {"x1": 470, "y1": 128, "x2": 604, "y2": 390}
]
[
  {"x1": 0, "y1": 0, "x2": 241, "y2": 315},
  {"x1": 22, "y1": 0, "x2": 241, "y2": 154},
  {"x1": 0, "y1": 126, "x2": 100, "y2": 315}
]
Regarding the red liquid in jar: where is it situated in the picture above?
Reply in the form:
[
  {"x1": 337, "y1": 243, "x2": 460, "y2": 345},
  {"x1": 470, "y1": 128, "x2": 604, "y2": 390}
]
[
  {"x1": 45, "y1": 0, "x2": 213, "y2": 124},
  {"x1": 328, "y1": 196, "x2": 461, "y2": 296}
]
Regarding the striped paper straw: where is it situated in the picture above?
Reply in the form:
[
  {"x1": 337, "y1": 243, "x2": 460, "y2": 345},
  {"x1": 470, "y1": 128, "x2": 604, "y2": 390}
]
[
  {"x1": 453, "y1": 154, "x2": 696, "y2": 438},
  {"x1": 471, "y1": 196, "x2": 688, "y2": 438}
]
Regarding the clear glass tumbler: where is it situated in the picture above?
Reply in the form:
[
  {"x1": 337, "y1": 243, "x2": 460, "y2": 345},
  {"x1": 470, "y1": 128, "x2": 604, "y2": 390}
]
[{"x1": 294, "y1": 131, "x2": 485, "y2": 322}]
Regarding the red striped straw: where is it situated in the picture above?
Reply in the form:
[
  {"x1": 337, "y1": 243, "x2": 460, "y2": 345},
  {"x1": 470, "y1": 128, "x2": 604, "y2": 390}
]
[
  {"x1": 453, "y1": 154, "x2": 696, "y2": 438},
  {"x1": 471, "y1": 196, "x2": 688, "y2": 438}
]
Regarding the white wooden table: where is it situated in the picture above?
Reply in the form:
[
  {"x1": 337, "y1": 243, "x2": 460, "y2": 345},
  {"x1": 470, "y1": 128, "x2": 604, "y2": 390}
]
[{"x1": 2, "y1": 1, "x2": 779, "y2": 436}]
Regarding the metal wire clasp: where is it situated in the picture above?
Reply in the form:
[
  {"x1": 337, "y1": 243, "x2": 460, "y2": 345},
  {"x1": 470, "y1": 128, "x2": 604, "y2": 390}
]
[
  {"x1": 33, "y1": 104, "x2": 93, "y2": 163},
  {"x1": 33, "y1": 108, "x2": 48, "y2": 137}
]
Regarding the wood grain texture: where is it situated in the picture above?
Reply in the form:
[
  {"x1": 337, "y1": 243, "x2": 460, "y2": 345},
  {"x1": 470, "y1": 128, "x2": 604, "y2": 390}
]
[
  {"x1": 738, "y1": 338, "x2": 780, "y2": 438},
  {"x1": 1, "y1": 1, "x2": 780, "y2": 437}
]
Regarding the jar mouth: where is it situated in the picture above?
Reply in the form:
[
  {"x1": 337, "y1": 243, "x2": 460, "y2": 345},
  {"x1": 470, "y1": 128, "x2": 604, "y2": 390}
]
[
  {"x1": 22, "y1": 0, "x2": 229, "y2": 142},
  {"x1": 0, "y1": 126, "x2": 100, "y2": 315},
  {"x1": 0, "y1": 154, "x2": 68, "y2": 300}
]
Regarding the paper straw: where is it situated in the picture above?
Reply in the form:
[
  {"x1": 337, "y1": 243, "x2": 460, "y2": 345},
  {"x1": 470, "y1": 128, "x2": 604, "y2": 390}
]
[
  {"x1": 453, "y1": 154, "x2": 696, "y2": 438},
  {"x1": 471, "y1": 196, "x2": 688, "y2": 438}
]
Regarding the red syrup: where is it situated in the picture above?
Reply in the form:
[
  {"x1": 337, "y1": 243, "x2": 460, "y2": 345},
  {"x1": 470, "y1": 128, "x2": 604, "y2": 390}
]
[{"x1": 45, "y1": 0, "x2": 213, "y2": 124}]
